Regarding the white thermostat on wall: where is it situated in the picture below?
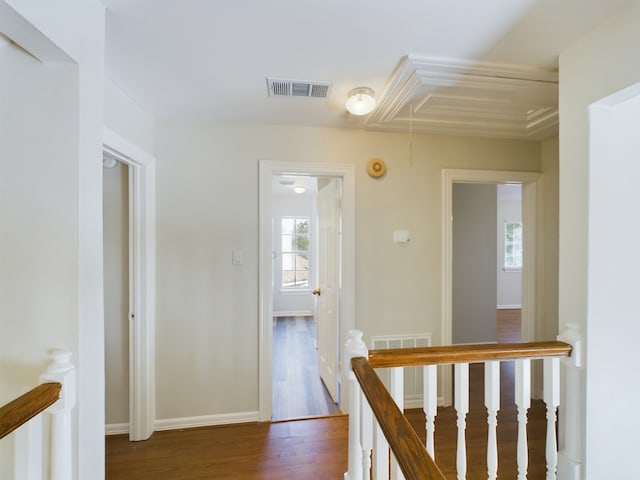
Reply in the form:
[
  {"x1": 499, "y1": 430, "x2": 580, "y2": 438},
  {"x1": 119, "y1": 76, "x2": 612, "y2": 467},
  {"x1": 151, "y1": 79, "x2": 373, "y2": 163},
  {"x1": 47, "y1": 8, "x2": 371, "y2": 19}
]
[{"x1": 393, "y1": 230, "x2": 411, "y2": 244}]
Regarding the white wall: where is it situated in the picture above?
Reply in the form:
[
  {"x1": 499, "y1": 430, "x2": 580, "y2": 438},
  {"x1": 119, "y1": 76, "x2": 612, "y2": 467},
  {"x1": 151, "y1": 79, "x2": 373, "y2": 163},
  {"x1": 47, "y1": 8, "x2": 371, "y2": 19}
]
[
  {"x1": 0, "y1": 1, "x2": 105, "y2": 478},
  {"x1": 153, "y1": 120, "x2": 542, "y2": 422},
  {"x1": 559, "y1": 2, "x2": 640, "y2": 477},
  {"x1": 539, "y1": 136, "x2": 559, "y2": 342},
  {"x1": 496, "y1": 184, "x2": 522, "y2": 309},
  {"x1": 272, "y1": 192, "x2": 315, "y2": 316},
  {"x1": 103, "y1": 161, "x2": 129, "y2": 427},
  {"x1": 586, "y1": 86, "x2": 640, "y2": 480},
  {"x1": 104, "y1": 78, "x2": 155, "y2": 155},
  {"x1": 0, "y1": 29, "x2": 78, "y2": 404}
]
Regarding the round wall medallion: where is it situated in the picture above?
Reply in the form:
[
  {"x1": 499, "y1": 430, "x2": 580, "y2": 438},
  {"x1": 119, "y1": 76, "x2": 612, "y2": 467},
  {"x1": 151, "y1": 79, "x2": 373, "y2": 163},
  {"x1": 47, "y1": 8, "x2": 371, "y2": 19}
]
[{"x1": 366, "y1": 158, "x2": 386, "y2": 178}]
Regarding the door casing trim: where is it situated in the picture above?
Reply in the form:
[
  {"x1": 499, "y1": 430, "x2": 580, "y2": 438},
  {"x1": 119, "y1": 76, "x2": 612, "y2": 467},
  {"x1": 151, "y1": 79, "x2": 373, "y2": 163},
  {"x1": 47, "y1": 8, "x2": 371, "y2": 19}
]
[
  {"x1": 103, "y1": 128, "x2": 156, "y2": 440},
  {"x1": 258, "y1": 160, "x2": 355, "y2": 421},
  {"x1": 441, "y1": 168, "x2": 541, "y2": 405}
]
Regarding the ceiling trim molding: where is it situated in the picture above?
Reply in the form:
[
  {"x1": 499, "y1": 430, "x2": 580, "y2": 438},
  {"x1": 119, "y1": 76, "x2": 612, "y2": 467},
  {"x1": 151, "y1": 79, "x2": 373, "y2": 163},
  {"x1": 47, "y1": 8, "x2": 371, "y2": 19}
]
[{"x1": 366, "y1": 55, "x2": 559, "y2": 140}]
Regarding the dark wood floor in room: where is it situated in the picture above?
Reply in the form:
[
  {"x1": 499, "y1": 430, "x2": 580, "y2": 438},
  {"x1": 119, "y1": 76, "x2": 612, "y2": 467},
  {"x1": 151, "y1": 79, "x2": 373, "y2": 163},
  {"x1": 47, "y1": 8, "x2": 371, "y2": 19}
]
[
  {"x1": 272, "y1": 316, "x2": 340, "y2": 421},
  {"x1": 107, "y1": 309, "x2": 542, "y2": 479}
]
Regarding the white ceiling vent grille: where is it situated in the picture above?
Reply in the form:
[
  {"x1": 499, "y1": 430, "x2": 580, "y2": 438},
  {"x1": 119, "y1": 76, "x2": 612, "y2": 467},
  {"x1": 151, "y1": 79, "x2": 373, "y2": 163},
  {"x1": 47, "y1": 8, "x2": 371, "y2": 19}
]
[{"x1": 267, "y1": 78, "x2": 331, "y2": 98}]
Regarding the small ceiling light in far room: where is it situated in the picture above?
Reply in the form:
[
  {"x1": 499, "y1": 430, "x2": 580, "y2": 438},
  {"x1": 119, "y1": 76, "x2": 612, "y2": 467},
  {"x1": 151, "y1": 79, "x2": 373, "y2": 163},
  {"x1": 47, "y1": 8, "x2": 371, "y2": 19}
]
[
  {"x1": 293, "y1": 186, "x2": 306, "y2": 194},
  {"x1": 346, "y1": 87, "x2": 376, "y2": 116}
]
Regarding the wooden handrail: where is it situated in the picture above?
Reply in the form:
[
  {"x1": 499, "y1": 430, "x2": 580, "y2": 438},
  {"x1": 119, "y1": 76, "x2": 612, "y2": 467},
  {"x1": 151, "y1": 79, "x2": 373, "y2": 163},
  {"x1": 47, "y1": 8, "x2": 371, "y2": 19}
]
[
  {"x1": 367, "y1": 341, "x2": 572, "y2": 369},
  {"x1": 351, "y1": 356, "x2": 446, "y2": 480},
  {"x1": 0, "y1": 382, "x2": 61, "y2": 440}
]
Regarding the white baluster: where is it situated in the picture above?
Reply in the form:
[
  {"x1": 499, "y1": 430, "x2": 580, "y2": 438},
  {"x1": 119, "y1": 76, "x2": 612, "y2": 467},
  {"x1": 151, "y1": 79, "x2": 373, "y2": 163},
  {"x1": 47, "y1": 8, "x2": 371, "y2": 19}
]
[
  {"x1": 423, "y1": 364, "x2": 438, "y2": 458},
  {"x1": 373, "y1": 423, "x2": 389, "y2": 480},
  {"x1": 543, "y1": 357, "x2": 560, "y2": 480},
  {"x1": 344, "y1": 330, "x2": 368, "y2": 480},
  {"x1": 389, "y1": 367, "x2": 405, "y2": 480},
  {"x1": 13, "y1": 415, "x2": 43, "y2": 480},
  {"x1": 515, "y1": 359, "x2": 531, "y2": 480},
  {"x1": 361, "y1": 398, "x2": 373, "y2": 478},
  {"x1": 485, "y1": 361, "x2": 500, "y2": 480},
  {"x1": 39, "y1": 350, "x2": 75, "y2": 480},
  {"x1": 454, "y1": 363, "x2": 469, "y2": 480},
  {"x1": 557, "y1": 324, "x2": 584, "y2": 479}
]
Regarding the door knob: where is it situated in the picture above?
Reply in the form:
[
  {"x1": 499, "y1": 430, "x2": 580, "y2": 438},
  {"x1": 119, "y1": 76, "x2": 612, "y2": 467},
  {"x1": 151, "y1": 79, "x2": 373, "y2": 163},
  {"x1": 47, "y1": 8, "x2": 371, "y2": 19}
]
[{"x1": 312, "y1": 289, "x2": 321, "y2": 296}]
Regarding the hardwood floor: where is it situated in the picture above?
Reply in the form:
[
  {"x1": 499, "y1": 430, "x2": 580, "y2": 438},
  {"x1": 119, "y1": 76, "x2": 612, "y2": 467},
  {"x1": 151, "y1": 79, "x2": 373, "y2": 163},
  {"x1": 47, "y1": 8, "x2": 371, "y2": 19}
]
[
  {"x1": 272, "y1": 316, "x2": 340, "y2": 421},
  {"x1": 107, "y1": 309, "x2": 542, "y2": 479},
  {"x1": 106, "y1": 416, "x2": 349, "y2": 480}
]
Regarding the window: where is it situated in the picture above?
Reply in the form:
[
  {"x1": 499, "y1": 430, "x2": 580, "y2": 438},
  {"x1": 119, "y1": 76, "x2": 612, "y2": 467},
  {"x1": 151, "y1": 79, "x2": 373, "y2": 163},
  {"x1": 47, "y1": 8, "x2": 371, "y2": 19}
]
[
  {"x1": 504, "y1": 222, "x2": 523, "y2": 269},
  {"x1": 281, "y1": 217, "x2": 310, "y2": 288}
]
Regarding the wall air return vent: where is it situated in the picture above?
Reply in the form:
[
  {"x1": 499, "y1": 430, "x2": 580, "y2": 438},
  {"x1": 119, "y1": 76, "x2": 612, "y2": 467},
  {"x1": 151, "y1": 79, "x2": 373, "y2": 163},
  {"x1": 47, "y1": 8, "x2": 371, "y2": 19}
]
[
  {"x1": 370, "y1": 333, "x2": 433, "y2": 408},
  {"x1": 267, "y1": 78, "x2": 331, "y2": 98}
]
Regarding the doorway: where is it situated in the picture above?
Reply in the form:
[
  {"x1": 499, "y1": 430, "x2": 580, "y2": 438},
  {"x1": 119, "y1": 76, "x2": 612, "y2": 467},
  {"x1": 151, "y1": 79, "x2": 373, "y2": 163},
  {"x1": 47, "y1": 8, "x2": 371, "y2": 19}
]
[
  {"x1": 259, "y1": 161, "x2": 355, "y2": 421},
  {"x1": 270, "y1": 174, "x2": 340, "y2": 420},
  {"x1": 103, "y1": 129, "x2": 156, "y2": 441},
  {"x1": 452, "y1": 183, "x2": 523, "y2": 345},
  {"x1": 442, "y1": 169, "x2": 540, "y2": 405},
  {"x1": 103, "y1": 156, "x2": 130, "y2": 435}
]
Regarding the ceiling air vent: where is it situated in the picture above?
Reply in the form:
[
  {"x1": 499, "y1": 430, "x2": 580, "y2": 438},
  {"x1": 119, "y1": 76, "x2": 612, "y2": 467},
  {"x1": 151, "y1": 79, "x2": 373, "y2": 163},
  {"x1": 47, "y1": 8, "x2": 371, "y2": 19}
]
[{"x1": 267, "y1": 78, "x2": 331, "y2": 98}]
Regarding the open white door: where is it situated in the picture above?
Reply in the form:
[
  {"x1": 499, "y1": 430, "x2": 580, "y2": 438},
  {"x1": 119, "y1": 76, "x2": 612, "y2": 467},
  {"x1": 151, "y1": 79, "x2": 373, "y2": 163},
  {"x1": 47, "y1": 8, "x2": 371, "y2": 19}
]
[{"x1": 315, "y1": 177, "x2": 341, "y2": 403}]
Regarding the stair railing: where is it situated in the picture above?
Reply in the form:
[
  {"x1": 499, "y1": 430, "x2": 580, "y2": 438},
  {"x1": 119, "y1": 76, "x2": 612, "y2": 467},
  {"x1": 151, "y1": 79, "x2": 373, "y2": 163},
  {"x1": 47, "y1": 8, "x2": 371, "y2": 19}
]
[
  {"x1": 0, "y1": 350, "x2": 75, "y2": 479},
  {"x1": 344, "y1": 330, "x2": 572, "y2": 480}
]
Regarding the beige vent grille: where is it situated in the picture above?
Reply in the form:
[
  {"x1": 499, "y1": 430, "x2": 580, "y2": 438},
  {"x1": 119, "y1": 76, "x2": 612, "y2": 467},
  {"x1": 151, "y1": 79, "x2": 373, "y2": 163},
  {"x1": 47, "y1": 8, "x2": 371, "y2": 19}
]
[
  {"x1": 371, "y1": 333, "x2": 432, "y2": 408},
  {"x1": 267, "y1": 78, "x2": 331, "y2": 98}
]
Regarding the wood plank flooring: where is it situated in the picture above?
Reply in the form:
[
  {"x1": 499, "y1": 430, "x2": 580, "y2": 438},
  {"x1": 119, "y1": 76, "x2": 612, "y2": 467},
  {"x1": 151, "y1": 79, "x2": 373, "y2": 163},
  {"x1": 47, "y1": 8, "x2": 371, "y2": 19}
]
[
  {"x1": 272, "y1": 316, "x2": 340, "y2": 421},
  {"x1": 106, "y1": 416, "x2": 348, "y2": 480},
  {"x1": 107, "y1": 309, "x2": 545, "y2": 479}
]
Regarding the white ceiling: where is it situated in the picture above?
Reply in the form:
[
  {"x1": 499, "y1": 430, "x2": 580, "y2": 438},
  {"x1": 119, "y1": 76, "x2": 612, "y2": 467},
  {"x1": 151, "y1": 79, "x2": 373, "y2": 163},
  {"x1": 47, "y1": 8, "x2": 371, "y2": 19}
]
[{"x1": 105, "y1": 0, "x2": 633, "y2": 138}]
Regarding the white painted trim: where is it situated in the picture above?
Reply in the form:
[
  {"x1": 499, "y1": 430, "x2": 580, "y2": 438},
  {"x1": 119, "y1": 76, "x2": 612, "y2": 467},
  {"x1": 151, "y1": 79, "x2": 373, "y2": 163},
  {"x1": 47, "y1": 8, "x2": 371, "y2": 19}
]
[
  {"x1": 278, "y1": 289, "x2": 313, "y2": 296},
  {"x1": 497, "y1": 304, "x2": 522, "y2": 310},
  {"x1": 105, "y1": 423, "x2": 129, "y2": 436},
  {"x1": 557, "y1": 454, "x2": 582, "y2": 480},
  {"x1": 366, "y1": 55, "x2": 558, "y2": 140},
  {"x1": 259, "y1": 160, "x2": 355, "y2": 421},
  {"x1": 155, "y1": 412, "x2": 259, "y2": 431},
  {"x1": 441, "y1": 169, "x2": 540, "y2": 405},
  {"x1": 273, "y1": 310, "x2": 314, "y2": 317},
  {"x1": 103, "y1": 128, "x2": 156, "y2": 441}
]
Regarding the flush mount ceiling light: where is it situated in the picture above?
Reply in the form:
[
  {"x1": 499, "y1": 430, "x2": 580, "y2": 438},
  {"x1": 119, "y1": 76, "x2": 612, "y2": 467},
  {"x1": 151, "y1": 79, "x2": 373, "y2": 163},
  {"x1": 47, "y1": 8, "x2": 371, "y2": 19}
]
[
  {"x1": 345, "y1": 87, "x2": 376, "y2": 116},
  {"x1": 293, "y1": 186, "x2": 306, "y2": 194}
]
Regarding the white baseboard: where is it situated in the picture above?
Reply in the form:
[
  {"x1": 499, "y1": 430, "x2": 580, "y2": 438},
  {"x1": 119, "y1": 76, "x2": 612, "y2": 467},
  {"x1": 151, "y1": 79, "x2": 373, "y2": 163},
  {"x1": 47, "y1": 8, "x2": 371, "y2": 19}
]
[
  {"x1": 155, "y1": 411, "x2": 260, "y2": 432},
  {"x1": 273, "y1": 310, "x2": 313, "y2": 317},
  {"x1": 404, "y1": 395, "x2": 446, "y2": 409},
  {"x1": 404, "y1": 395, "x2": 423, "y2": 409},
  {"x1": 497, "y1": 304, "x2": 521, "y2": 309},
  {"x1": 105, "y1": 422, "x2": 129, "y2": 436}
]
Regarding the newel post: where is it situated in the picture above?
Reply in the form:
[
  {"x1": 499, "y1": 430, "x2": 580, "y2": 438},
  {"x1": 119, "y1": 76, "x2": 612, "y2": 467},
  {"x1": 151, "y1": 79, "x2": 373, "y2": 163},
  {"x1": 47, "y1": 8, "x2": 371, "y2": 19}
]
[
  {"x1": 556, "y1": 324, "x2": 584, "y2": 480},
  {"x1": 344, "y1": 329, "x2": 368, "y2": 480},
  {"x1": 39, "y1": 350, "x2": 76, "y2": 480}
]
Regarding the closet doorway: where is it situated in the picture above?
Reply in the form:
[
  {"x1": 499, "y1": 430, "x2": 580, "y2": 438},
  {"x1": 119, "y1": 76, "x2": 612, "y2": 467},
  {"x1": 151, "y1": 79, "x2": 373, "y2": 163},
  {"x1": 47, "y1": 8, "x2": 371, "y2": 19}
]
[{"x1": 103, "y1": 130, "x2": 156, "y2": 441}]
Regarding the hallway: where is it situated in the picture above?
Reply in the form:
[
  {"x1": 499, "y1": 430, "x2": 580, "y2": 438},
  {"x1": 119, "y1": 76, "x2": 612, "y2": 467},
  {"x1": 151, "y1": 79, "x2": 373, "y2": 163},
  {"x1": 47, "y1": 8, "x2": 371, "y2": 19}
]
[{"x1": 272, "y1": 316, "x2": 340, "y2": 421}]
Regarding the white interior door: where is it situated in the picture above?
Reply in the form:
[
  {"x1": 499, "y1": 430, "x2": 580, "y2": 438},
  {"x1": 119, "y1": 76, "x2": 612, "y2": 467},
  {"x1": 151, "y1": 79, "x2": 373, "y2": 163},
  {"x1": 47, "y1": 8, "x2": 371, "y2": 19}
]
[{"x1": 315, "y1": 177, "x2": 340, "y2": 403}]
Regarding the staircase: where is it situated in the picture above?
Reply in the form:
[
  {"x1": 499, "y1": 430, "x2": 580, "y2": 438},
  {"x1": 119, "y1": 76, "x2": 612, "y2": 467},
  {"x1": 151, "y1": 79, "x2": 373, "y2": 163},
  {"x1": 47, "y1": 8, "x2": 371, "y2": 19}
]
[{"x1": 344, "y1": 330, "x2": 577, "y2": 480}]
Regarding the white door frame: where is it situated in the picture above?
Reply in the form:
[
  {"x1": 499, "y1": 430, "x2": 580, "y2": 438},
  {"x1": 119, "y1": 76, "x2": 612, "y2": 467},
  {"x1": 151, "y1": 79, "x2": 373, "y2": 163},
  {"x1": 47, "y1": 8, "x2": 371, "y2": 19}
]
[
  {"x1": 442, "y1": 168, "x2": 540, "y2": 405},
  {"x1": 259, "y1": 160, "x2": 355, "y2": 421},
  {"x1": 103, "y1": 128, "x2": 156, "y2": 440}
]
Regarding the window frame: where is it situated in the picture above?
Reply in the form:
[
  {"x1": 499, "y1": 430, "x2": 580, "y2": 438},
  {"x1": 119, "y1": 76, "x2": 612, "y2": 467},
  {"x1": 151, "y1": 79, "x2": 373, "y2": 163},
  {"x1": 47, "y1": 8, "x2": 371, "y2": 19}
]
[
  {"x1": 503, "y1": 221, "x2": 523, "y2": 271},
  {"x1": 280, "y1": 216, "x2": 311, "y2": 290}
]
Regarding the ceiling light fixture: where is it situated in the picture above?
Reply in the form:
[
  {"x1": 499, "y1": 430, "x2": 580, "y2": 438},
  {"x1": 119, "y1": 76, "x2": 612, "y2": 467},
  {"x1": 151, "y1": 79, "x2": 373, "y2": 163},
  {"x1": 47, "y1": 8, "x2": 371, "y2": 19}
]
[
  {"x1": 293, "y1": 186, "x2": 306, "y2": 194},
  {"x1": 345, "y1": 87, "x2": 376, "y2": 116}
]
